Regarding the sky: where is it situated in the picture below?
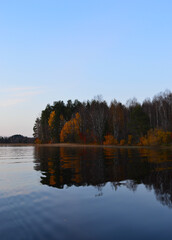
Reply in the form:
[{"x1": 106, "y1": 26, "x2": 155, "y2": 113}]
[{"x1": 0, "y1": 0, "x2": 172, "y2": 137}]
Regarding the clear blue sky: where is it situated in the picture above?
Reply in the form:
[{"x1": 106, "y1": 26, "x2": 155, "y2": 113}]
[{"x1": 0, "y1": 0, "x2": 172, "y2": 136}]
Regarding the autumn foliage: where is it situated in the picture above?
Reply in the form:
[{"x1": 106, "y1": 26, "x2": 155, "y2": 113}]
[
  {"x1": 48, "y1": 111, "x2": 55, "y2": 128},
  {"x1": 103, "y1": 135, "x2": 118, "y2": 145},
  {"x1": 128, "y1": 135, "x2": 133, "y2": 145},
  {"x1": 139, "y1": 129, "x2": 172, "y2": 146},
  {"x1": 35, "y1": 138, "x2": 41, "y2": 144},
  {"x1": 60, "y1": 113, "x2": 81, "y2": 143},
  {"x1": 119, "y1": 139, "x2": 125, "y2": 146}
]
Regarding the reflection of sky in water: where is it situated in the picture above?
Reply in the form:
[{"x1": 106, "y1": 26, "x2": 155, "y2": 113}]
[
  {"x1": 0, "y1": 146, "x2": 172, "y2": 240},
  {"x1": 0, "y1": 147, "x2": 40, "y2": 198}
]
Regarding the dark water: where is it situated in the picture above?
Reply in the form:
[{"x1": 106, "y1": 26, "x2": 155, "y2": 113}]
[{"x1": 0, "y1": 146, "x2": 172, "y2": 239}]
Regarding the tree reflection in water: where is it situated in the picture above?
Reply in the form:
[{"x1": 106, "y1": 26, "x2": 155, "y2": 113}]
[{"x1": 34, "y1": 147, "x2": 172, "y2": 208}]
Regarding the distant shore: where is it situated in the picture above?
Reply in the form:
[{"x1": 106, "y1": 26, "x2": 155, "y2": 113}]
[{"x1": 0, "y1": 143, "x2": 172, "y2": 149}]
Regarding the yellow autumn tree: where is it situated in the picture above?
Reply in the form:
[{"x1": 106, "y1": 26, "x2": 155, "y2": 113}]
[{"x1": 60, "y1": 113, "x2": 81, "y2": 143}]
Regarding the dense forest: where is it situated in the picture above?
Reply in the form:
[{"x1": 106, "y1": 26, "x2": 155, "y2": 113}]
[{"x1": 33, "y1": 90, "x2": 172, "y2": 145}]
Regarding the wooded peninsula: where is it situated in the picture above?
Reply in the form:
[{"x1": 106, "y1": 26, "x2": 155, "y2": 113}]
[{"x1": 33, "y1": 90, "x2": 172, "y2": 146}]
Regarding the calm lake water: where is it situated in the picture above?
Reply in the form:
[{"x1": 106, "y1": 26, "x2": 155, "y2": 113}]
[{"x1": 0, "y1": 146, "x2": 172, "y2": 239}]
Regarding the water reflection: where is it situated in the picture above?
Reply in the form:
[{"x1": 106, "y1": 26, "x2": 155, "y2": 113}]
[{"x1": 34, "y1": 147, "x2": 172, "y2": 208}]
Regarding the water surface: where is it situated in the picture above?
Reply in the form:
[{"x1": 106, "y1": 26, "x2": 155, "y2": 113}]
[{"x1": 0, "y1": 146, "x2": 172, "y2": 239}]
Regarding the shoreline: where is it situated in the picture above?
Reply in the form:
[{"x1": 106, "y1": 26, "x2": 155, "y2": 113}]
[
  {"x1": 36, "y1": 143, "x2": 151, "y2": 149},
  {"x1": 0, "y1": 143, "x2": 35, "y2": 147},
  {"x1": 0, "y1": 143, "x2": 172, "y2": 149}
]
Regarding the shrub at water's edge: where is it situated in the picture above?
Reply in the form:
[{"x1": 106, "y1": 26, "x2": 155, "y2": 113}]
[{"x1": 139, "y1": 129, "x2": 172, "y2": 146}]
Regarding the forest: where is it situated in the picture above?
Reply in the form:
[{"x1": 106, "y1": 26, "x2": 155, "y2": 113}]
[{"x1": 33, "y1": 90, "x2": 172, "y2": 146}]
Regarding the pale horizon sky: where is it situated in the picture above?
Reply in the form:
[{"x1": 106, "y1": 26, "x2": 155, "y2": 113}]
[{"x1": 1, "y1": 0, "x2": 172, "y2": 137}]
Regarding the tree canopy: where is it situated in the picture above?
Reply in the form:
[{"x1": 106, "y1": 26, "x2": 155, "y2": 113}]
[{"x1": 33, "y1": 90, "x2": 172, "y2": 145}]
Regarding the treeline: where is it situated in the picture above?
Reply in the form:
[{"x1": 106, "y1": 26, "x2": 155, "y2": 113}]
[
  {"x1": 33, "y1": 90, "x2": 172, "y2": 145},
  {"x1": 0, "y1": 135, "x2": 34, "y2": 144}
]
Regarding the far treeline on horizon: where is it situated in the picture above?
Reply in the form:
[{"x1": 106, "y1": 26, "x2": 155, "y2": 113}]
[{"x1": 32, "y1": 90, "x2": 172, "y2": 146}]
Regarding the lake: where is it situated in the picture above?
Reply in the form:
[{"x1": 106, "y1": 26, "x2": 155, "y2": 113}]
[{"x1": 0, "y1": 146, "x2": 172, "y2": 239}]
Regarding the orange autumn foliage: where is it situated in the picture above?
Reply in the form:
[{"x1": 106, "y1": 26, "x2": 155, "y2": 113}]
[
  {"x1": 35, "y1": 138, "x2": 41, "y2": 144},
  {"x1": 48, "y1": 111, "x2": 55, "y2": 128},
  {"x1": 128, "y1": 135, "x2": 133, "y2": 145},
  {"x1": 60, "y1": 113, "x2": 81, "y2": 143},
  {"x1": 119, "y1": 139, "x2": 125, "y2": 145},
  {"x1": 103, "y1": 135, "x2": 118, "y2": 145},
  {"x1": 139, "y1": 129, "x2": 172, "y2": 146}
]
